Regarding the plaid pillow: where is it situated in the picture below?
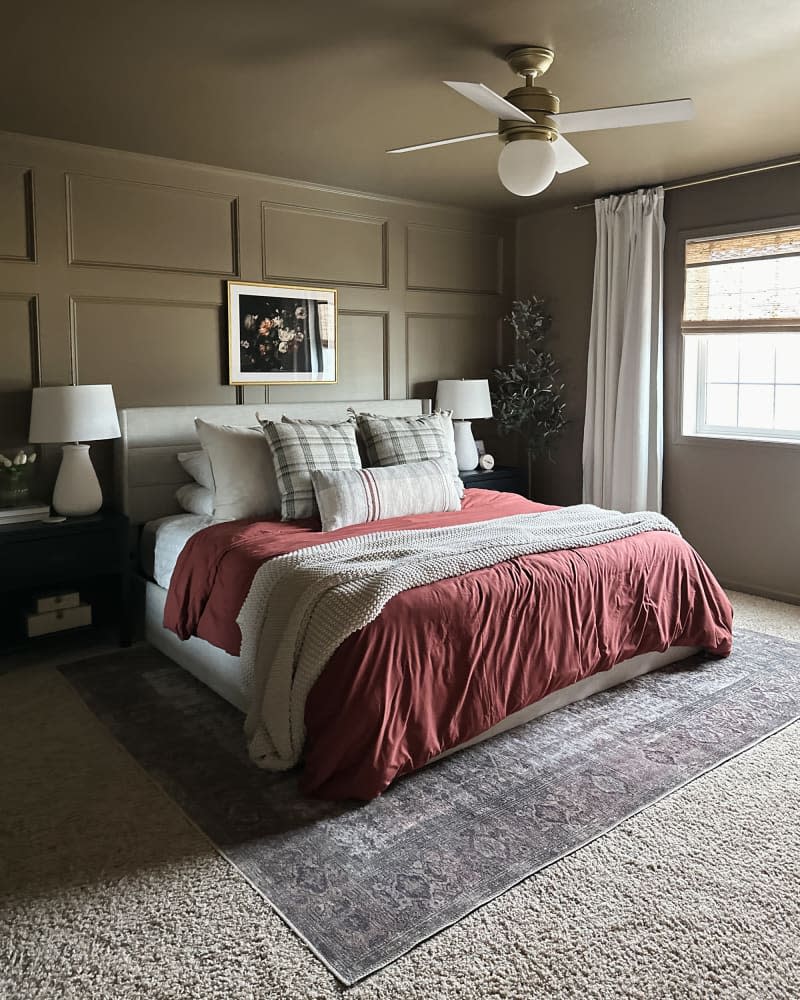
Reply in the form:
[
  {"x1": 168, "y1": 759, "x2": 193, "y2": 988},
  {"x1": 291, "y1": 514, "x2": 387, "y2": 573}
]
[
  {"x1": 311, "y1": 458, "x2": 462, "y2": 532},
  {"x1": 258, "y1": 416, "x2": 362, "y2": 521},
  {"x1": 351, "y1": 410, "x2": 461, "y2": 483}
]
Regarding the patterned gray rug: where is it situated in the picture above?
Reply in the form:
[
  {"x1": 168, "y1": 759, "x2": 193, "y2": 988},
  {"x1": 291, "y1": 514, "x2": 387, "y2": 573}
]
[{"x1": 62, "y1": 628, "x2": 799, "y2": 986}]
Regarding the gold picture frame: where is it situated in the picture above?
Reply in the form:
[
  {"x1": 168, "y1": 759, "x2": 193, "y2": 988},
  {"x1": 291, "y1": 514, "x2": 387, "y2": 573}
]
[{"x1": 227, "y1": 280, "x2": 338, "y2": 386}]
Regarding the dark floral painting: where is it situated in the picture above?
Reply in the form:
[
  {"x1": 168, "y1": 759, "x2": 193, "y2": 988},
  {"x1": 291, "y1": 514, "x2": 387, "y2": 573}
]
[{"x1": 227, "y1": 282, "x2": 337, "y2": 385}]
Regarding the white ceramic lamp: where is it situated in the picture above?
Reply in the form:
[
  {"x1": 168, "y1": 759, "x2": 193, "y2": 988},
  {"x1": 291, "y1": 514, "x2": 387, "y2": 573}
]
[
  {"x1": 29, "y1": 384, "x2": 121, "y2": 517},
  {"x1": 436, "y1": 379, "x2": 493, "y2": 472}
]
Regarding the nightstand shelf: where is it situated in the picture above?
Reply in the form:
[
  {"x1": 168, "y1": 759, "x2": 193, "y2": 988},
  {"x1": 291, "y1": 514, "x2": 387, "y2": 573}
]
[
  {"x1": 0, "y1": 511, "x2": 131, "y2": 654},
  {"x1": 460, "y1": 465, "x2": 527, "y2": 496}
]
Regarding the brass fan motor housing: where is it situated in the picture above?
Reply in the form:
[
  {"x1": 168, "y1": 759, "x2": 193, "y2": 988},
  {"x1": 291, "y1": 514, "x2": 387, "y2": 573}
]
[{"x1": 499, "y1": 84, "x2": 560, "y2": 144}]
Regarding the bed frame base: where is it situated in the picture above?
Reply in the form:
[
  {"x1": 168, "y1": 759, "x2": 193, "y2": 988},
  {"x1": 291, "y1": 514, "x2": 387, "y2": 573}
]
[{"x1": 146, "y1": 581, "x2": 699, "y2": 762}]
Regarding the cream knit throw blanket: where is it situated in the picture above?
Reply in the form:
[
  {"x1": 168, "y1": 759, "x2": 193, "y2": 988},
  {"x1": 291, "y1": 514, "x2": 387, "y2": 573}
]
[{"x1": 238, "y1": 504, "x2": 680, "y2": 770}]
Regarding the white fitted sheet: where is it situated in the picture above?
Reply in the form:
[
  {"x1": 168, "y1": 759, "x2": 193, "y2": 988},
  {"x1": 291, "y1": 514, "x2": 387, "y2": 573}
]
[{"x1": 140, "y1": 513, "x2": 215, "y2": 589}]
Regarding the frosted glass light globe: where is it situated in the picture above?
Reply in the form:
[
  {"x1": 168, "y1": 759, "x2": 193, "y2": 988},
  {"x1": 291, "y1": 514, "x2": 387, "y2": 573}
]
[{"x1": 498, "y1": 139, "x2": 557, "y2": 196}]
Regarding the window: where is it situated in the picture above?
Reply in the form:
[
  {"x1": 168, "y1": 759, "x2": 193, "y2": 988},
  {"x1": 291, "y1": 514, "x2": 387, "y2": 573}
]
[{"x1": 682, "y1": 225, "x2": 800, "y2": 443}]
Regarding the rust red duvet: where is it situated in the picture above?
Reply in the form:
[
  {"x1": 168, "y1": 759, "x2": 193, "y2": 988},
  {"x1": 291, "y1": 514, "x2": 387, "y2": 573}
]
[{"x1": 164, "y1": 490, "x2": 733, "y2": 800}]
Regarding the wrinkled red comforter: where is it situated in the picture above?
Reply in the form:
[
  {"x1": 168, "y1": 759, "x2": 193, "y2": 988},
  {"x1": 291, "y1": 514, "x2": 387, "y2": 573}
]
[{"x1": 164, "y1": 490, "x2": 733, "y2": 799}]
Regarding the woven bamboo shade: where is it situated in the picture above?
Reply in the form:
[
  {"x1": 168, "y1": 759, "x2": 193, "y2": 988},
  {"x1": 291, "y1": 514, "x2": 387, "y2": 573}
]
[{"x1": 683, "y1": 227, "x2": 800, "y2": 332}]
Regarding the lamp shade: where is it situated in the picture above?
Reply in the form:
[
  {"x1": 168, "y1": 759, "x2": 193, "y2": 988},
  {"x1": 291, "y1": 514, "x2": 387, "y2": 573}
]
[
  {"x1": 29, "y1": 384, "x2": 121, "y2": 444},
  {"x1": 436, "y1": 379, "x2": 493, "y2": 420}
]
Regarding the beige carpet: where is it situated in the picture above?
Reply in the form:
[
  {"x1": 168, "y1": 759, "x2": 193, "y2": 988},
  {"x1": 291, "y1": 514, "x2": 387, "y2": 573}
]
[{"x1": 1, "y1": 591, "x2": 799, "y2": 999}]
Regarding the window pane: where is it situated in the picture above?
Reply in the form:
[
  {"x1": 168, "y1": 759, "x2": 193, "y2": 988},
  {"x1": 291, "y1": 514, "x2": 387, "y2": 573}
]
[
  {"x1": 706, "y1": 383, "x2": 737, "y2": 426},
  {"x1": 738, "y1": 385, "x2": 774, "y2": 428},
  {"x1": 775, "y1": 387, "x2": 800, "y2": 431},
  {"x1": 738, "y1": 335, "x2": 775, "y2": 383},
  {"x1": 775, "y1": 335, "x2": 800, "y2": 384},
  {"x1": 706, "y1": 335, "x2": 739, "y2": 382}
]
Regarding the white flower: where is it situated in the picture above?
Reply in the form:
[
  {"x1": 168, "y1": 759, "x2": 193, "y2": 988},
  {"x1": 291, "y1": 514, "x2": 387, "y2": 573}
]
[
  {"x1": 278, "y1": 342, "x2": 289, "y2": 353},
  {"x1": 0, "y1": 454, "x2": 11, "y2": 468},
  {"x1": 13, "y1": 452, "x2": 26, "y2": 466},
  {"x1": 272, "y1": 316, "x2": 284, "y2": 328},
  {"x1": 27, "y1": 452, "x2": 37, "y2": 463},
  {"x1": 278, "y1": 329, "x2": 293, "y2": 342},
  {"x1": 295, "y1": 306, "x2": 306, "y2": 320}
]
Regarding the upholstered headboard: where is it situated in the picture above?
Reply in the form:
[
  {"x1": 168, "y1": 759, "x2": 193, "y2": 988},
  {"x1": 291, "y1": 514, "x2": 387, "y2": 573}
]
[{"x1": 115, "y1": 399, "x2": 432, "y2": 525}]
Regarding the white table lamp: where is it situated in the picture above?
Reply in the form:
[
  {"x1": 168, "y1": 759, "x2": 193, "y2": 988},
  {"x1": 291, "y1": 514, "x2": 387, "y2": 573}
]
[
  {"x1": 436, "y1": 378, "x2": 493, "y2": 472},
  {"x1": 29, "y1": 384, "x2": 121, "y2": 517}
]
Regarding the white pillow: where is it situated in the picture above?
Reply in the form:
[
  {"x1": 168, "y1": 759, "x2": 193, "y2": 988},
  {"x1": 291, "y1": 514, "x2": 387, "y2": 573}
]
[
  {"x1": 311, "y1": 459, "x2": 462, "y2": 532},
  {"x1": 194, "y1": 419, "x2": 281, "y2": 521},
  {"x1": 175, "y1": 483, "x2": 214, "y2": 516},
  {"x1": 177, "y1": 450, "x2": 214, "y2": 490}
]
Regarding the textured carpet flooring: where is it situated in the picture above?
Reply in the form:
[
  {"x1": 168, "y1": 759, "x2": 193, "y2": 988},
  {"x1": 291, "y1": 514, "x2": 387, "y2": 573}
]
[
  {"x1": 60, "y1": 629, "x2": 800, "y2": 985},
  {"x1": 1, "y1": 592, "x2": 799, "y2": 999}
]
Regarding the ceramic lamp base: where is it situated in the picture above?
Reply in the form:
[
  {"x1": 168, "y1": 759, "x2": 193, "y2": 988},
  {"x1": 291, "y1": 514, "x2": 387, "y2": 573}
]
[
  {"x1": 453, "y1": 420, "x2": 480, "y2": 472},
  {"x1": 52, "y1": 444, "x2": 103, "y2": 517}
]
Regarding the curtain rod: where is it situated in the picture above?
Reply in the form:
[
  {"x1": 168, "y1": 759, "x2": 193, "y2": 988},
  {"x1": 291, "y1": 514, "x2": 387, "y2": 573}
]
[{"x1": 572, "y1": 155, "x2": 800, "y2": 210}]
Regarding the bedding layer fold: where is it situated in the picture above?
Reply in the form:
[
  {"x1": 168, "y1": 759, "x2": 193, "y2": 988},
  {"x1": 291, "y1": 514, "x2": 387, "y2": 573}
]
[{"x1": 238, "y1": 505, "x2": 682, "y2": 771}]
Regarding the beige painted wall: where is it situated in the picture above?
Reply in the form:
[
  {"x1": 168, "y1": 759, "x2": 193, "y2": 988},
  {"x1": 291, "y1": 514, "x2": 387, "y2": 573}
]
[
  {"x1": 517, "y1": 166, "x2": 800, "y2": 603},
  {"x1": 0, "y1": 130, "x2": 514, "y2": 496}
]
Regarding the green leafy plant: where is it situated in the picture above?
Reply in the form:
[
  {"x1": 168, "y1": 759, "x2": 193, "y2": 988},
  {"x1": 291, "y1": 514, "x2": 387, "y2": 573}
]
[{"x1": 491, "y1": 297, "x2": 567, "y2": 462}]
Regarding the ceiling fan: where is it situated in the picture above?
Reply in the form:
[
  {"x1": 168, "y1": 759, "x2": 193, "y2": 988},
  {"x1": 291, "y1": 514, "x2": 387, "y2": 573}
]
[{"x1": 387, "y1": 46, "x2": 694, "y2": 197}]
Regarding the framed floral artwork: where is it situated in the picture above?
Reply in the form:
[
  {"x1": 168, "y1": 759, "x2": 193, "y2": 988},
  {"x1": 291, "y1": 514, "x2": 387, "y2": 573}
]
[{"x1": 227, "y1": 281, "x2": 337, "y2": 385}]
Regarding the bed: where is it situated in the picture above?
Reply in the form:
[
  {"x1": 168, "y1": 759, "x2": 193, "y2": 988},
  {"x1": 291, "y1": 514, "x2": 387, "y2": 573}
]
[{"x1": 117, "y1": 400, "x2": 734, "y2": 800}]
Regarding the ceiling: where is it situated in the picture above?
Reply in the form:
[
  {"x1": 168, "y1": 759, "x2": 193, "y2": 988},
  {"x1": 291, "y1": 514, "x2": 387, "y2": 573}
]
[{"x1": 2, "y1": 0, "x2": 799, "y2": 213}]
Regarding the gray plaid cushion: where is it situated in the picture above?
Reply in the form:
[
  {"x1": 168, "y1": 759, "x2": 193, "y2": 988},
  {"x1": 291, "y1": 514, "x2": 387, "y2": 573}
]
[
  {"x1": 259, "y1": 416, "x2": 361, "y2": 521},
  {"x1": 311, "y1": 458, "x2": 462, "y2": 532},
  {"x1": 351, "y1": 410, "x2": 461, "y2": 483}
]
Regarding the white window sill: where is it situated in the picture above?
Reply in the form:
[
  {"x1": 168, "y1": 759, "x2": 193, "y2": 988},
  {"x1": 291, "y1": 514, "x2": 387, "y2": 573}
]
[{"x1": 676, "y1": 430, "x2": 800, "y2": 451}]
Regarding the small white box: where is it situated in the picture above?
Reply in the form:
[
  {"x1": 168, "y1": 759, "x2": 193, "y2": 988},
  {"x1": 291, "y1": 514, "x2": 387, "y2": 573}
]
[
  {"x1": 34, "y1": 591, "x2": 81, "y2": 614},
  {"x1": 26, "y1": 602, "x2": 92, "y2": 638}
]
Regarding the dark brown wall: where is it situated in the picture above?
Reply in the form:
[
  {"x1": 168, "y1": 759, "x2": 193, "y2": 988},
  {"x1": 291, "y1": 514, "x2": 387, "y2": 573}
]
[
  {"x1": 518, "y1": 165, "x2": 800, "y2": 603},
  {"x1": 515, "y1": 203, "x2": 596, "y2": 505}
]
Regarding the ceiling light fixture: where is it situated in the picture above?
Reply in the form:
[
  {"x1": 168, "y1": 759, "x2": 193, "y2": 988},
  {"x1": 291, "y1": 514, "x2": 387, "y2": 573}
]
[{"x1": 497, "y1": 135, "x2": 557, "y2": 196}]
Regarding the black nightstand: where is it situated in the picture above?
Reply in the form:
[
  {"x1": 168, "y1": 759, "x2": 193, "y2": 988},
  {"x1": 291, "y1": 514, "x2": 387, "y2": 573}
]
[
  {"x1": 0, "y1": 511, "x2": 131, "y2": 652},
  {"x1": 460, "y1": 466, "x2": 527, "y2": 496}
]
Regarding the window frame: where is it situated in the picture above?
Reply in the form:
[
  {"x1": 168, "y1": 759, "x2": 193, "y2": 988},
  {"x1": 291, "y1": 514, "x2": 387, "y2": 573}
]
[
  {"x1": 692, "y1": 333, "x2": 800, "y2": 443},
  {"x1": 677, "y1": 214, "x2": 800, "y2": 451}
]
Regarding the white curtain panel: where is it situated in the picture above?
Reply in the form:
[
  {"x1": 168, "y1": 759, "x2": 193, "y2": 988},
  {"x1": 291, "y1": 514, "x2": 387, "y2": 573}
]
[{"x1": 582, "y1": 186, "x2": 665, "y2": 513}]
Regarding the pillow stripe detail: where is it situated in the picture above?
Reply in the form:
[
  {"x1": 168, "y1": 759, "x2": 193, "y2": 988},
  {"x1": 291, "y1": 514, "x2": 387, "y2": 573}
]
[{"x1": 311, "y1": 458, "x2": 462, "y2": 532}]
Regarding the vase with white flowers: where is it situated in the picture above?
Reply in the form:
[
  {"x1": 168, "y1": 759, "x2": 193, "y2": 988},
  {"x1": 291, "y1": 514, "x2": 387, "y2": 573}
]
[{"x1": 0, "y1": 449, "x2": 38, "y2": 507}]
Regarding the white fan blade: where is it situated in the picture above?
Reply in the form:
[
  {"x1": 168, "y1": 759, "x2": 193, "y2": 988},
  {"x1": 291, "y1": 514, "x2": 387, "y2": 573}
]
[
  {"x1": 444, "y1": 81, "x2": 534, "y2": 123},
  {"x1": 552, "y1": 136, "x2": 589, "y2": 173},
  {"x1": 554, "y1": 98, "x2": 694, "y2": 135},
  {"x1": 386, "y1": 131, "x2": 496, "y2": 154}
]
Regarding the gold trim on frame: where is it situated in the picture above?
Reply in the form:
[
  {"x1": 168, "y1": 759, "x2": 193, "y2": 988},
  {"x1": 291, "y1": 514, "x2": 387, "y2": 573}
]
[{"x1": 226, "y1": 280, "x2": 338, "y2": 387}]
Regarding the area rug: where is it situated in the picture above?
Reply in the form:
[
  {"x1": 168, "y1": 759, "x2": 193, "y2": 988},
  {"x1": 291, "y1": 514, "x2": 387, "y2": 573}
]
[{"x1": 62, "y1": 628, "x2": 799, "y2": 986}]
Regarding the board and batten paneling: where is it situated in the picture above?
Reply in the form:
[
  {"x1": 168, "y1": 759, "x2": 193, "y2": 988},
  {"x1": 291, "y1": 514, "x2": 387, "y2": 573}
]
[
  {"x1": 0, "y1": 164, "x2": 35, "y2": 261},
  {"x1": 71, "y1": 298, "x2": 235, "y2": 407},
  {"x1": 0, "y1": 294, "x2": 38, "y2": 442},
  {"x1": 66, "y1": 174, "x2": 238, "y2": 275},
  {"x1": 0, "y1": 129, "x2": 515, "y2": 491},
  {"x1": 406, "y1": 223, "x2": 502, "y2": 294},
  {"x1": 406, "y1": 313, "x2": 500, "y2": 400},
  {"x1": 262, "y1": 203, "x2": 387, "y2": 287}
]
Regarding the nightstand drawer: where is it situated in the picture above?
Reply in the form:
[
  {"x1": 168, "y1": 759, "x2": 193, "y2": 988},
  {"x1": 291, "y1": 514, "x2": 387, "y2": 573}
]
[{"x1": 1, "y1": 533, "x2": 118, "y2": 588}]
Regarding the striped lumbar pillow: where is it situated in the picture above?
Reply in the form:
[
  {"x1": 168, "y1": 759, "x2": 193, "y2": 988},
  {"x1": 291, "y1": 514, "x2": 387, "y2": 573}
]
[
  {"x1": 311, "y1": 459, "x2": 462, "y2": 532},
  {"x1": 259, "y1": 416, "x2": 362, "y2": 521}
]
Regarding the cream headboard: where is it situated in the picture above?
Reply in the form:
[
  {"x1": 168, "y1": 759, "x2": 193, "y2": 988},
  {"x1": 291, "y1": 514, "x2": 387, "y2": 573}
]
[{"x1": 115, "y1": 399, "x2": 432, "y2": 525}]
